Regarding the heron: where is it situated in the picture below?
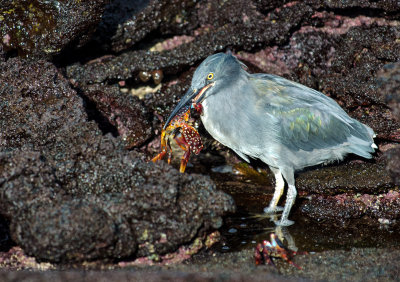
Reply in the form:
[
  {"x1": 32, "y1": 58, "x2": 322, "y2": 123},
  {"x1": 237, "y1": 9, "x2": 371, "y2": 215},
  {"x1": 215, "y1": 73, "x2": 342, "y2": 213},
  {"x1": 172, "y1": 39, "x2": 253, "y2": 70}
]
[{"x1": 164, "y1": 52, "x2": 377, "y2": 226}]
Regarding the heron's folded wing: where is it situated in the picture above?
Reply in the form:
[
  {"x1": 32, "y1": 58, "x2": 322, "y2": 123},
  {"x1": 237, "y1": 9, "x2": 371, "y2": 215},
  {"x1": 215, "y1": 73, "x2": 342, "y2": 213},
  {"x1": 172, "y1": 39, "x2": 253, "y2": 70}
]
[{"x1": 250, "y1": 74, "x2": 356, "y2": 152}]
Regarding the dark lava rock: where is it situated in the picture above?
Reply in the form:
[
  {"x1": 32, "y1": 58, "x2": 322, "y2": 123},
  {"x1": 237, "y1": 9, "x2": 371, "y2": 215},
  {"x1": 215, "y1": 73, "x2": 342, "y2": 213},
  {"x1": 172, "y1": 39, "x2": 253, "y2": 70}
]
[
  {"x1": 81, "y1": 84, "x2": 153, "y2": 148},
  {"x1": 0, "y1": 0, "x2": 107, "y2": 58},
  {"x1": 144, "y1": 68, "x2": 194, "y2": 122},
  {"x1": 0, "y1": 58, "x2": 87, "y2": 151},
  {"x1": 377, "y1": 62, "x2": 400, "y2": 122},
  {"x1": 385, "y1": 147, "x2": 400, "y2": 185},
  {"x1": 0, "y1": 217, "x2": 11, "y2": 252},
  {"x1": 3, "y1": 145, "x2": 235, "y2": 262},
  {"x1": 94, "y1": 0, "x2": 198, "y2": 53},
  {"x1": 296, "y1": 162, "x2": 393, "y2": 195},
  {"x1": 66, "y1": 2, "x2": 313, "y2": 84},
  {"x1": 306, "y1": 0, "x2": 400, "y2": 14},
  {"x1": 0, "y1": 57, "x2": 235, "y2": 262},
  {"x1": 0, "y1": 45, "x2": 4, "y2": 62},
  {"x1": 377, "y1": 62, "x2": 400, "y2": 185},
  {"x1": 300, "y1": 190, "x2": 400, "y2": 225},
  {"x1": 0, "y1": 269, "x2": 290, "y2": 282}
]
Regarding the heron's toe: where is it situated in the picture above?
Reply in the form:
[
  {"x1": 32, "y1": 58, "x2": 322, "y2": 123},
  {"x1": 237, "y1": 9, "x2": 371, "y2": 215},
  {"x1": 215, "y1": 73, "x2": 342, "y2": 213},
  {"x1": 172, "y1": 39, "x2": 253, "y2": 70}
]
[
  {"x1": 274, "y1": 219, "x2": 295, "y2": 226},
  {"x1": 263, "y1": 206, "x2": 284, "y2": 214}
]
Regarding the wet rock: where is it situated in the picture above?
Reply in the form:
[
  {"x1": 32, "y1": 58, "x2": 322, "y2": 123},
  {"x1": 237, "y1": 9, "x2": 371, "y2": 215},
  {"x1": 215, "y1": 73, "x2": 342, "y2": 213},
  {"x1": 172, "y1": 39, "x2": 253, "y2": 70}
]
[
  {"x1": 81, "y1": 84, "x2": 153, "y2": 148},
  {"x1": 296, "y1": 162, "x2": 393, "y2": 195},
  {"x1": 0, "y1": 0, "x2": 107, "y2": 58},
  {"x1": 300, "y1": 191, "x2": 400, "y2": 225}
]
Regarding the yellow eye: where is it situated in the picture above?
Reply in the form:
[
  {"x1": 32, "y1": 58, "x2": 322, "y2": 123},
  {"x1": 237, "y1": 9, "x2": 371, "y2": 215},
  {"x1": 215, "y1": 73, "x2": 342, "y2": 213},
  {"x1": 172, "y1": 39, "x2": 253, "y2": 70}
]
[{"x1": 207, "y1": 73, "x2": 214, "y2": 80}]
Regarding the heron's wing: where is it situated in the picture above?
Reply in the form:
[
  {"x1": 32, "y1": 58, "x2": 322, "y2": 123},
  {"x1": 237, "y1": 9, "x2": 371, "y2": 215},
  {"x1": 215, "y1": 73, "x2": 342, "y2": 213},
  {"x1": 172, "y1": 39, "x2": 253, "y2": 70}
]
[{"x1": 250, "y1": 74, "x2": 373, "y2": 153}]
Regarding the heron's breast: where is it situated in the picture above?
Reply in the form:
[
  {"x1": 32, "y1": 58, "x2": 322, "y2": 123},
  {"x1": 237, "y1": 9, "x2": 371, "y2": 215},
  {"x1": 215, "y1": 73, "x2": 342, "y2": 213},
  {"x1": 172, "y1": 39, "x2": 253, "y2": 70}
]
[
  {"x1": 200, "y1": 98, "x2": 263, "y2": 153},
  {"x1": 200, "y1": 99, "x2": 238, "y2": 148}
]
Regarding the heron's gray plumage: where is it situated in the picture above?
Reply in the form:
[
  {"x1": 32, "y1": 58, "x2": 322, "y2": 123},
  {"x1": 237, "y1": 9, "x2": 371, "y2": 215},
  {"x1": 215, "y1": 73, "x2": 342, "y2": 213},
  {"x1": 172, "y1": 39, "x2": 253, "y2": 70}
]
[{"x1": 167, "y1": 52, "x2": 376, "y2": 226}]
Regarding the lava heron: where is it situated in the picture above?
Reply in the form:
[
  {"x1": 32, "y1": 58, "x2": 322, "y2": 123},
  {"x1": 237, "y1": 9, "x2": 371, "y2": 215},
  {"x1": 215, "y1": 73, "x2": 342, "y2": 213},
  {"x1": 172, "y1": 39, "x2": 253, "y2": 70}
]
[{"x1": 164, "y1": 53, "x2": 377, "y2": 226}]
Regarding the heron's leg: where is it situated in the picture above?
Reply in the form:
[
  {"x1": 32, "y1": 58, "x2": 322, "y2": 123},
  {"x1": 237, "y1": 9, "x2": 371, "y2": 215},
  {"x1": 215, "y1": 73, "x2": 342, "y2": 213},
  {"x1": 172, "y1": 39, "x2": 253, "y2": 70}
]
[
  {"x1": 264, "y1": 167, "x2": 285, "y2": 213},
  {"x1": 275, "y1": 169, "x2": 296, "y2": 226}
]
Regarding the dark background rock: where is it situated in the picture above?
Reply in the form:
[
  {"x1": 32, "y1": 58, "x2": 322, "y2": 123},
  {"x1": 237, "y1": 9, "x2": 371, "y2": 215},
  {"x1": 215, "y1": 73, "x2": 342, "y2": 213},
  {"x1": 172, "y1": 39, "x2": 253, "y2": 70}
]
[
  {"x1": 79, "y1": 84, "x2": 153, "y2": 148},
  {"x1": 0, "y1": 58, "x2": 86, "y2": 151},
  {"x1": 93, "y1": 0, "x2": 199, "y2": 53},
  {"x1": 0, "y1": 0, "x2": 108, "y2": 58},
  {"x1": 377, "y1": 62, "x2": 400, "y2": 185}
]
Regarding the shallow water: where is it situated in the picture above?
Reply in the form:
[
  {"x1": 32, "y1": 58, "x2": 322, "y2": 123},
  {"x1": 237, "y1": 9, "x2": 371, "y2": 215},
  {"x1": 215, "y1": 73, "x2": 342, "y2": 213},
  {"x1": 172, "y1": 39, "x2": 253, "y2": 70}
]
[{"x1": 189, "y1": 162, "x2": 400, "y2": 255}]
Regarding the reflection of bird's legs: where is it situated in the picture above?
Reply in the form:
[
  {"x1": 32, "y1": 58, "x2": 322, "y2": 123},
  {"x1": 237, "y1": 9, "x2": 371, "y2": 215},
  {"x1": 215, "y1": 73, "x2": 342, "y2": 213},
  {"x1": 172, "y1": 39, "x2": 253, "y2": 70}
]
[
  {"x1": 275, "y1": 226, "x2": 298, "y2": 252},
  {"x1": 264, "y1": 167, "x2": 285, "y2": 213}
]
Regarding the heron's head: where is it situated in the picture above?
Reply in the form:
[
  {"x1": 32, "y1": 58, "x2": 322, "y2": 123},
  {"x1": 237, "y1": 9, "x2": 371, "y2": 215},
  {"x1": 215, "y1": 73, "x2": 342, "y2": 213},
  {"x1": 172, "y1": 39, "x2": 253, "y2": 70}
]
[{"x1": 164, "y1": 53, "x2": 246, "y2": 129}]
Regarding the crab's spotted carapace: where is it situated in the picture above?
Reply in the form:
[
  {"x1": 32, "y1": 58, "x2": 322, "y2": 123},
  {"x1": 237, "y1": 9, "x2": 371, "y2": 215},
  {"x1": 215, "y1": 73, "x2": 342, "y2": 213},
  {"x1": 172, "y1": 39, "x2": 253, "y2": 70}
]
[{"x1": 152, "y1": 104, "x2": 203, "y2": 173}]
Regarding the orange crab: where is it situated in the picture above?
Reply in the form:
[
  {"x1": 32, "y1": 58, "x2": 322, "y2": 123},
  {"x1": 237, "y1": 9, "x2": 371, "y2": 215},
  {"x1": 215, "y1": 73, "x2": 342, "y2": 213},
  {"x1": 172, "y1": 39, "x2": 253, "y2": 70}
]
[
  {"x1": 255, "y1": 233, "x2": 306, "y2": 269},
  {"x1": 152, "y1": 104, "x2": 203, "y2": 173}
]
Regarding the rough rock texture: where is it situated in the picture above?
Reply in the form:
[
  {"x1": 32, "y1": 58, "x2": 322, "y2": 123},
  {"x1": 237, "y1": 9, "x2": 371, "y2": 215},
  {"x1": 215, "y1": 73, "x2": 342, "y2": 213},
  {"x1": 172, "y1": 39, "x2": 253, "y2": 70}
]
[
  {"x1": 93, "y1": 0, "x2": 199, "y2": 53},
  {"x1": 378, "y1": 63, "x2": 400, "y2": 121},
  {"x1": 306, "y1": 0, "x2": 400, "y2": 13},
  {"x1": 0, "y1": 0, "x2": 107, "y2": 58},
  {"x1": 301, "y1": 190, "x2": 400, "y2": 224},
  {"x1": 80, "y1": 84, "x2": 153, "y2": 148},
  {"x1": 0, "y1": 58, "x2": 86, "y2": 151},
  {"x1": 296, "y1": 162, "x2": 392, "y2": 195},
  {"x1": 0, "y1": 269, "x2": 290, "y2": 282},
  {"x1": 385, "y1": 147, "x2": 400, "y2": 185},
  {"x1": 5, "y1": 148, "x2": 234, "y2": 262},
  {"x1": 66, "y1": 2, "x2": 313, "y2": 84},
  {"x1": 0, "y1": 58, "x2": 235, "y2": 262},
  {"x1": 377, "y1": 62, "x2": 400, "y2": 185}
]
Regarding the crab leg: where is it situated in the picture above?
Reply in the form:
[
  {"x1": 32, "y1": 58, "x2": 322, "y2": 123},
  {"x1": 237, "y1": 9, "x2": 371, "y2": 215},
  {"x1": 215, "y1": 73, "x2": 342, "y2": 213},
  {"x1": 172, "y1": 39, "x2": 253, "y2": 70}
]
[
  {"x1": 173, "y1": 133, "x2": 191, "y2": 173},
  {"x1": 151, "y1": 150, "x2": 167, "y2": 163}
]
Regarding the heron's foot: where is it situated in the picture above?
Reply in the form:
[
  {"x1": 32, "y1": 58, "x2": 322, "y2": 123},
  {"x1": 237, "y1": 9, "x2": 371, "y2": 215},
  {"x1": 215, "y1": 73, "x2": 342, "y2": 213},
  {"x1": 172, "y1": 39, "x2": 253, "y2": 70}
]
[
  {"x1": 263, "y1": 206, "x2": 284, "y2": 214},
  {"x1": 274, "y1": 219, "x2": 295, "y2": 226}
]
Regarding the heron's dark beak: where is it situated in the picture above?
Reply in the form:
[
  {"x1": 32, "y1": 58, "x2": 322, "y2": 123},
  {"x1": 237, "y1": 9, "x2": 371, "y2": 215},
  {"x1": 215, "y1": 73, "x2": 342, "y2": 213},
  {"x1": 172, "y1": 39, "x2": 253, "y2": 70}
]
[{"x1": 163, "y1": 83, "x2": 214, "y2": 130}]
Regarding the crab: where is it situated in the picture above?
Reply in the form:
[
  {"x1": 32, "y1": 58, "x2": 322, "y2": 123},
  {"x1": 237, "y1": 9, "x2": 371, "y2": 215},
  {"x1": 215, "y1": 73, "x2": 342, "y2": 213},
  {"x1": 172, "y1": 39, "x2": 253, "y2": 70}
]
[
  {"x1": 152, "y1": 104, "x2": 203, "y2": 173},
  {"x1": 255, "y1": 233, "x2": 305, "y2": 269}
]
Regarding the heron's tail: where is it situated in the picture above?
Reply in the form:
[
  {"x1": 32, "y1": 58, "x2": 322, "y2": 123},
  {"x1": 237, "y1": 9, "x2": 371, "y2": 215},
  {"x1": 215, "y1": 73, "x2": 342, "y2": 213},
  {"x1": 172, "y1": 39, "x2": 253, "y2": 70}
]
[{"x1": 347, "y1": 120, "x2": 377, "y2": 159}]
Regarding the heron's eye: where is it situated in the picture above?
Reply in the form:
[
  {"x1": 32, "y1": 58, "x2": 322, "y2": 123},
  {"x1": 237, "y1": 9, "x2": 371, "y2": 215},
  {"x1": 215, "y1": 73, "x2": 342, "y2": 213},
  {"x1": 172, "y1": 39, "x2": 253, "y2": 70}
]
[{"x1": 207, "y1": 73, "x2": 214, "y2": 80}]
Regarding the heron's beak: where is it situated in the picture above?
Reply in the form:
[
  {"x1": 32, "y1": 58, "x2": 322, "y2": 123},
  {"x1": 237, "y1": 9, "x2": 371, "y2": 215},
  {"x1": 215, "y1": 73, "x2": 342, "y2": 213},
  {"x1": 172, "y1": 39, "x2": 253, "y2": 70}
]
[{"x1": 163, "y1": 83, "x2": 214, "y2": 129}]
